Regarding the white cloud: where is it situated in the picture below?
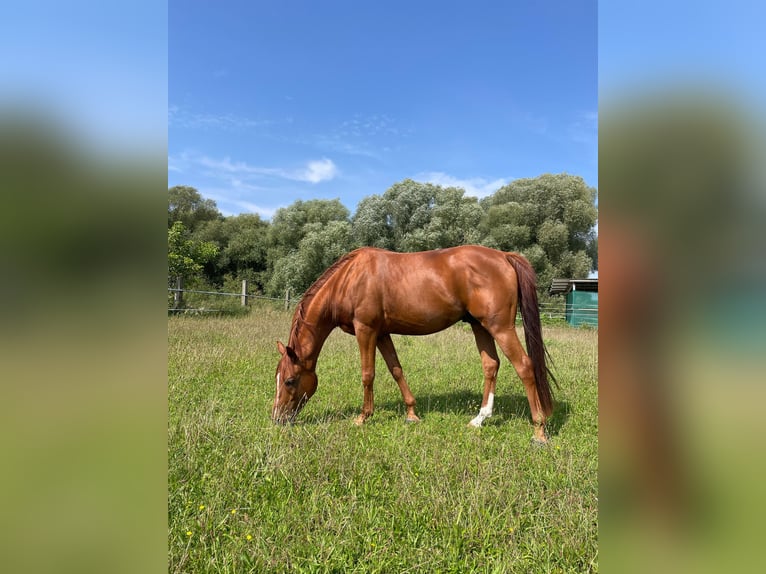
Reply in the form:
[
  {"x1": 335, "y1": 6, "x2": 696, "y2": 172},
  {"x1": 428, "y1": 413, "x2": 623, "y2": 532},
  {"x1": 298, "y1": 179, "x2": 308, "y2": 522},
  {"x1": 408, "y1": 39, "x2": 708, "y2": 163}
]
[
  {"x1": 169, "y1": 104, "x2": 275, "y2": 131},
  {"x1": 203, "y1": 191, "x2": 277, "y2": 219},
  {"x1": 338, "y1": 114, "x2": 402, "y2": 138},
  {"x1": 188, "y1": 153, "x2": 338, "y2": 184},
  {"x1": 297, "y1": 158, "x2": 338, "y2": 183},
  {"x1": 308, "y1": 113, "x2": 412, "y2": 160},
  {"x1": 168, "y1": 152, "x2": 339, "y2": 219},
  {"x1": 197, "y1": 155, "x2": 278, "y2": 177},
  {"x1": 312, "y1": 136, "x2": 381, "y2": 159},
  {"x1": 416, "y1": 171, "x2": 509, "y2": 198}
]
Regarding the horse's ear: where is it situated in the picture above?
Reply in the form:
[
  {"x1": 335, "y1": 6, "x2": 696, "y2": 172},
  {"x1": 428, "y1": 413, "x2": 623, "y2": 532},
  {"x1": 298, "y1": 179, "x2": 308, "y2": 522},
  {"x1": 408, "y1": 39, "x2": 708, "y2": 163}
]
[
  {"x1": 277, "y1": 340, "x2": 300, "y2": 363},
  {"x1": 286, "y1": 346, "x2": 300, "y2": 363}
]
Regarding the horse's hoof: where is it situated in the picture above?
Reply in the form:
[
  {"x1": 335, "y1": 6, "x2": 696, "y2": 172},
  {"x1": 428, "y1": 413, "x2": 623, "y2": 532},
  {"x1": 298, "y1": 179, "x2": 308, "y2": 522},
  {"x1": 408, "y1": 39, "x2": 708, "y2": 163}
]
[
  {"x1": 531, "y1": 436, "x2": 549, "y2": 448},
  {"x1": 405, "y1": 416, "x2": 420, "y2": 424}
]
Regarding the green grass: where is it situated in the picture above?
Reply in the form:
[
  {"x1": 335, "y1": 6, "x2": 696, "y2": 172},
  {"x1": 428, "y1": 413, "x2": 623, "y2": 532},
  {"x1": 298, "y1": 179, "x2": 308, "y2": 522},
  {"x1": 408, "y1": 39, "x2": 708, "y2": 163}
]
[{"x1": 169, "y1": 308, "x2": 598, "y2": 573}]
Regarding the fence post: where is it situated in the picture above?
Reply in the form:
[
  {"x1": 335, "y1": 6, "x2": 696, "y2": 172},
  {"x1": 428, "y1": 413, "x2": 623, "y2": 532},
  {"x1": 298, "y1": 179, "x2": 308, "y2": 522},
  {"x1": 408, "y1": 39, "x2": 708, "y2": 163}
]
[
  {"x1": 174, "y1": 276, "x2": 184, "y2": 309},
  {"x1": 284, "y1": 288, "x2": 290, "y2": 311},
  {"x1": 241, "y1": 279, "x2": 248, "y2": 307}
]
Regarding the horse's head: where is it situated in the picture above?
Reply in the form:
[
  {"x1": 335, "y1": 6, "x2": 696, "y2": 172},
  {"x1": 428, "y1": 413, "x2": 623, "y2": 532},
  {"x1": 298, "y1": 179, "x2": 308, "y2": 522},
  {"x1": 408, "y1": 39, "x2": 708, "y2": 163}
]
[{"x1": 272, "y1": 340, "x2": 317, "y2": 424}]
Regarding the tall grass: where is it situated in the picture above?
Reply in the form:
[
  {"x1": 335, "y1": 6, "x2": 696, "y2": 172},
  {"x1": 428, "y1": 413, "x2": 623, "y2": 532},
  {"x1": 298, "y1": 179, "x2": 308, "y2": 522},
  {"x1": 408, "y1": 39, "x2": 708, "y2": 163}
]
[{"x1": 169, "y1": 309, "x2": 597, "y2": 573}]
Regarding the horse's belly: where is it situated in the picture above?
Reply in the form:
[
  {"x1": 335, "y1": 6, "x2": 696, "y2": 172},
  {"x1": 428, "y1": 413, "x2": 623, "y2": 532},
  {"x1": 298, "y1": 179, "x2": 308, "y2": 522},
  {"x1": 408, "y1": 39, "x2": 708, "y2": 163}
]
[{"x1": 382, "y1": 306, "x2": 464, "y2": 336}]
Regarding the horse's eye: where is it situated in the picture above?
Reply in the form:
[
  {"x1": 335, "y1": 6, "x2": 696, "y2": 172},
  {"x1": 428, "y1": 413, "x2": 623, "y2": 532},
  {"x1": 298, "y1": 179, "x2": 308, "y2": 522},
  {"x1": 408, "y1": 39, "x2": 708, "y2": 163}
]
[{"x1": 285, "y1": 377, "x2": 297, "y2": 387}]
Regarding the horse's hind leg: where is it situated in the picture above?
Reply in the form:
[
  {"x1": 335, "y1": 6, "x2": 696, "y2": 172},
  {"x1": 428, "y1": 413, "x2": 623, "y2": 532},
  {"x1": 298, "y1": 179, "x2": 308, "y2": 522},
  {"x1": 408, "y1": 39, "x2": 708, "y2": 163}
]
[
  {"x1": 468, "y1": 323, "x2": 500, "y2": 427},
  {"x1": 490, "y1": 324, "x2": 548, "y2": 444},
  {"x1": 377, "y1": 334, "x2": 420, "y2": 423}
]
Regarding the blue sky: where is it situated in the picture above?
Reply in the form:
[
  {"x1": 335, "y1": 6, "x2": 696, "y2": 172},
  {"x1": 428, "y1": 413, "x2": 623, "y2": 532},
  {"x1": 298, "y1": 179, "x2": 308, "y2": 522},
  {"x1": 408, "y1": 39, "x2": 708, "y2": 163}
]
[{"x1": 169, "y1": 0, "x2": 597, "y2": 218}]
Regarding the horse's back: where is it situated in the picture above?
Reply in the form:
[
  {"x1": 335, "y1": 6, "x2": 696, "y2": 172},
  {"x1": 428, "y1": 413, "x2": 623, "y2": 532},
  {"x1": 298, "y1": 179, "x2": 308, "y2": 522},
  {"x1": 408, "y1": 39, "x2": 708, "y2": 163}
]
[
  {"x1": 357, "y1": 245, "x2": 516, "y2": 291},
  {"x1": 341, "y1": 246, "x2": 518, "y2": 334}
]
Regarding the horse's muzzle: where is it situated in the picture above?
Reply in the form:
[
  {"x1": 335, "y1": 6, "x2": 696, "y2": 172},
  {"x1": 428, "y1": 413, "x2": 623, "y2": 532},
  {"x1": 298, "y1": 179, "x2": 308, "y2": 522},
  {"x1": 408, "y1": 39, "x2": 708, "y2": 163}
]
[{"x1": 271, "y1": 407, "x2": 296, "y2": 425}]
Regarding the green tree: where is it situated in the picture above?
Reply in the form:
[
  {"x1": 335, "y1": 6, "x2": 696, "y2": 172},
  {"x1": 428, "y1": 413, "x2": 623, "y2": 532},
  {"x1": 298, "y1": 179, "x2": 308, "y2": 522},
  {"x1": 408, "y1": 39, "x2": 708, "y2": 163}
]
[
  {"x1": 265, "y1": 199, "x2": 351, "y2": 296},
  {"x1": 167, "y1": 221, "x2": 219, "y2": 280},
  {"x1": 480, "y1": 173, "x2": 597, "y2": 291},
  {"x1": 351, "y1": 179, "x2": 482, "y2": 251},
  {"x1": 267, "y1": 220, "x2": 353, "y2": 296},
  {"x1": 194, "y1": 214, "x2": 270, "y2": 289},
  {"x1": 586, "y1": 234, "x2": 598, "y2": 272},
  {"x1": 350, "y1": 194, "x2": 396, "y2": 249},
  {"x1": 269, "y1": 198, "x2": 350, "y2": 253},
  {"x1": 168, "y1": 185, "x2": 222, "y2": 231},
  {"x1": 427, "y1": 186, "x2": 484, "y2": 248}
]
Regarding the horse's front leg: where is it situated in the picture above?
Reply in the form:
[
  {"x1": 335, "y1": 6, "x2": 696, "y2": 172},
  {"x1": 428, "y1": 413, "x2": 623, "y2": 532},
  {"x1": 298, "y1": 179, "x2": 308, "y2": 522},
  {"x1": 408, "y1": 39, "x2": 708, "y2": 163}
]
[
  {"x1": 354, "y1": 324, "x2": 377, "y2": 425},
  {"x1": 377, "y1": 334, "x2": 420, "y2": 423}
]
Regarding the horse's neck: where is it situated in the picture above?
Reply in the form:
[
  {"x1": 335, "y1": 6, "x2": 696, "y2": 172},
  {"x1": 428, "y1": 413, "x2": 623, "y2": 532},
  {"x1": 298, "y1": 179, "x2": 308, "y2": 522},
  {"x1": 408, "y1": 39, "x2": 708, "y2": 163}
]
[{"x1": 290, "y1": 294, "x2": 336, "y2": 369}]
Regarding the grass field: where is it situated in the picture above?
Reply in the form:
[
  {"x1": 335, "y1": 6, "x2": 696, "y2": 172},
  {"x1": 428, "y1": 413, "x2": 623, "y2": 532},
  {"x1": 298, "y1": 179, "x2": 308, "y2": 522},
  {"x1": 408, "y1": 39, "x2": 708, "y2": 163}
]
[{"x1": 168, "y1": 306, "x2": 598, "y2": 573}]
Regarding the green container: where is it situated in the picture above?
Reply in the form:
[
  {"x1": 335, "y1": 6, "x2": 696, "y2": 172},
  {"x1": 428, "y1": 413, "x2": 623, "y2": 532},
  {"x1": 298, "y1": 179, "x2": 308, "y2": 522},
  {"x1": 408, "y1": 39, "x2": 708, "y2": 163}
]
[{"x1": 566, "y1": 290, "x2": 598, "y2": 327}]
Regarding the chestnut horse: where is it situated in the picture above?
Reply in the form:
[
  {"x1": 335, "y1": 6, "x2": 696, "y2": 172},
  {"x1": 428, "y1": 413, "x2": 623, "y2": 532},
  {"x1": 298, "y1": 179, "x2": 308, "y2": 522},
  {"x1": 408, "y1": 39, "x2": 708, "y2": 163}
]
[{"x1": 272, "y1": 245, "x2": 556, "y2": 443}]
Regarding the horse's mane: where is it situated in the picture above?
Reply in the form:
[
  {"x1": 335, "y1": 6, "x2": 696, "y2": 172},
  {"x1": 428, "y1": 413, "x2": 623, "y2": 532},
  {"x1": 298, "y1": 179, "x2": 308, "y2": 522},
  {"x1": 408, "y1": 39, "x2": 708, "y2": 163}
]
[{"x1": 288, "y1": 250, "x2": 360, "y2": 347}]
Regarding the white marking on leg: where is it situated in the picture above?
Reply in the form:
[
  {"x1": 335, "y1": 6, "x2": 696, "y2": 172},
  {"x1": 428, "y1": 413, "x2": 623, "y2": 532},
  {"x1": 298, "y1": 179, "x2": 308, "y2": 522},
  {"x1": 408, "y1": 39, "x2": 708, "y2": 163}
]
[
  {"x1": 481, "y1": 392, "x2": 494, "y2": 416},
  {"x1": 469, "y1": 392, "x2": 494, "y2": 427}
]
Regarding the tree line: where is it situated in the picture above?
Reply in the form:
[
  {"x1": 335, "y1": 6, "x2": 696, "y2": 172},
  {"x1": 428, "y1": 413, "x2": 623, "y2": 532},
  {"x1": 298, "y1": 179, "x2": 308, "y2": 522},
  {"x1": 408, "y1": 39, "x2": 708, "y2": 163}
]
[{"x1": 168, "y1": 173, "x2": 597, "y2": 303}]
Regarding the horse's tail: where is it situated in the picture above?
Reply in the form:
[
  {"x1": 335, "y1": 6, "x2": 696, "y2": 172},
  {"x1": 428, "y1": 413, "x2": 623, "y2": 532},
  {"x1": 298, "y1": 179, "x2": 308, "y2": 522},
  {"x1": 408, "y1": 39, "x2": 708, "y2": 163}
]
[{"x1": 505, "y1": 253, "x2": 557, "y2": 417}]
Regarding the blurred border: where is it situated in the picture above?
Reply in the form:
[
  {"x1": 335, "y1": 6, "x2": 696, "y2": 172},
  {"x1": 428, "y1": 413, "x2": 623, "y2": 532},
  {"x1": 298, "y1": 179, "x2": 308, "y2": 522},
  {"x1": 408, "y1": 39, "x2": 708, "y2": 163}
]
[
  {"x1": 0, "y1": 2, "x2": 167, "y2": 573},
  {"x1": 600, "y1": 2, "x2": 766, "y2": 572}
]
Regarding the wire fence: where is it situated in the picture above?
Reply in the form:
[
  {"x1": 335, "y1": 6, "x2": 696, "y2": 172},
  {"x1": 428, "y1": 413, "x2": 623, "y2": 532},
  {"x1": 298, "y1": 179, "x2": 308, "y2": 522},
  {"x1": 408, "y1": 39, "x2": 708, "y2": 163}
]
[
  {"x1": 168, "y1": 279, "x2": 296, "y2": 313},
  {"x1": 168, "y1": 280, "x2": 597, "y2": 324},
  {"x1": 167, "y1": 287, "x2": 287, "y2": 303}
]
